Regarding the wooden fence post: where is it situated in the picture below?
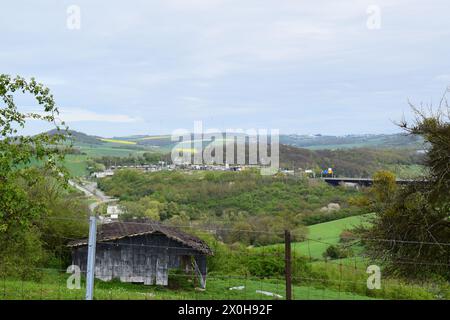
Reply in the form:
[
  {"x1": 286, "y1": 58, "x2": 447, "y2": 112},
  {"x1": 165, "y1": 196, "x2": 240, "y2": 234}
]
[{"x1": 284, "y1": 229, "x2": 292, "y2": 300}]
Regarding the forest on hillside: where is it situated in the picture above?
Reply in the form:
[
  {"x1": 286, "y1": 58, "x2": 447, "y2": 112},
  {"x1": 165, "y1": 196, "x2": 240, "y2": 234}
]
[
  {"x1": 97, "y1": 170, "x2": 369, "y2": 245},
  {"x1": 279, "y1": 145, "x2": 424, "y2": 177},
  {"x1": 89, "y1": 144, "x2": 424, "y2": 178}
]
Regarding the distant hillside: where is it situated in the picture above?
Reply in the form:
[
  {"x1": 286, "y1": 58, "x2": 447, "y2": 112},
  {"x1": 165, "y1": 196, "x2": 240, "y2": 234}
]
[
  {"x1": 279, "y1": 144, "x2": 424, "y2": 178},
  {"x1": 46, "y1": 129, "x2": 104, "y2": 145},
  {"x1": 41, "y1": 129, "x2": 428, "y2": 178},
  {"x1": 280, "y1": 133, "x2": 424, "y2": 150},
  {"x1": 210, "y1": 142, "x2": 425, "y2": 178},
  {"x1": 47, "y1": 130, "x2": 424, "y2": 150},
  {"x1": 121, "y1": 132, "x2": 425, "y2": 150},
  {"x1": 42, "y1": 130, "x2": 426, "y2": 178}
]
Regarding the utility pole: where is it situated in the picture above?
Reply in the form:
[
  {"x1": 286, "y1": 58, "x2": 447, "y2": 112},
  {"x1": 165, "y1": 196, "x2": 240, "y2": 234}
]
[
  {"x1": 85, "y1": 215, "x2": 97, "y2": 300},
  {"x1": 284, "y1": 230, "x2": 292, "y2": 300}
]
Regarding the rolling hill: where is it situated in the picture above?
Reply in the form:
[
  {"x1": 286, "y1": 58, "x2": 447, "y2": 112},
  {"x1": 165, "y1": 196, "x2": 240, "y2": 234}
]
[
  {"x1": 280, "y1": 133, "x2": 424, "y2": 150},
  {"x1": 256, "y1": 214, "x2": 374, "y2": 259},
  {"x1": 43, "y1": 130, "x2": 426, "y2": 178},
  {"x1": 57, "y1": 131, "x2": 424, "y2": 151},
  {"x1": 46, "y1": 129, "x2": 103, "y2": 145}
]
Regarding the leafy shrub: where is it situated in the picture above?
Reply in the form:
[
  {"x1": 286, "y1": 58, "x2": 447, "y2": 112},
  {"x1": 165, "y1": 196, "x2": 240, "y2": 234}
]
[
  {"x1": 247, "y1": 248, "x2": 285, "y2": 277},
  {"x1": 339, "y1": 230, "x2": 355, "y2": 243},
  {"x1": 323, "y1": 245, "x2": 349, "y2": 260},
  {"x1": 168, "y1": 269, "x2": 193, "y2": 290},
  {"x1": 302, "y1": 207, "x2": 367, "y2": 225}
]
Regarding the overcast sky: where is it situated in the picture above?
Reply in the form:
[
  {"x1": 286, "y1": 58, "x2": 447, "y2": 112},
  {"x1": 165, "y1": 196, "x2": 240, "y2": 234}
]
[{"x1": 1, "y1": 0, "x2": 449, "y2": 137}]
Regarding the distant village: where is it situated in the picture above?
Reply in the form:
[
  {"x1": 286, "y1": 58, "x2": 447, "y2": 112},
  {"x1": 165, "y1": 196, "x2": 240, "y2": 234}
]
[{"x1": 90, "y1": 161, "x2": 327, "y2": 179}]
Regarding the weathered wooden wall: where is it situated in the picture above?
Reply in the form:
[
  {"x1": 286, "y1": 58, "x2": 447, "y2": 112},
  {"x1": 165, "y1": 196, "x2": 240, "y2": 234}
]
[{"x1": 72, "y1": 233, "x2": 208, "y2": 286}]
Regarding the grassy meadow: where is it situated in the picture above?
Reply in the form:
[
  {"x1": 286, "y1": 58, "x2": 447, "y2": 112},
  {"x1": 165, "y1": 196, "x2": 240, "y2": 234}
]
[
  {"x1": 1, "y1": 269, "x2": 374, "y2": 300},
  {"x1": 257, "y1": 214, "x2": 374, "y2": 259},
  {"x1": 1, "y1": 211, "x2": 447, "y2": 300}
]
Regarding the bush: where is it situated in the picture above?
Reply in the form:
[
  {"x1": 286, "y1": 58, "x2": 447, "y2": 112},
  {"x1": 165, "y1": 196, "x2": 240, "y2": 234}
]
[
  {"x1": 339, "y1": 230, "x2": 355, "y2": 243},
  {"x1": 323, "y1": 245, "x2": 349, "y2": 260},
  {"x1": 360, "y1": 106, "x2": 450, "y2": 281},
  {"x1": 302, "y1": 208, "x2": 367, "y2": 225},
  {"x1": 0, "y1": 225, "x2": 46, "y2": 280},
  {"x1": 247, "y1": 248, "x2": 285, "y2": 277},
  {"x1": 206, "y1": 240, "x2": 249, "y2": 276},
  {"x1": 168, "y1": 269, "x2": 193, "y2": 290}
]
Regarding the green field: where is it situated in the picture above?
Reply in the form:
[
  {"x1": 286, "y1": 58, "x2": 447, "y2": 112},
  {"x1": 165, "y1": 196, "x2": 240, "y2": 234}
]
[
  {"x1": 387, "y1": 164, "x2": 426, "y2": 179},
  {"x1": 63, "y1": 155, "x2": 90, "y2": 177},
  {"x1": 63, "y1": 142, "x2": 160, "y2": 177},
  {"x1": 1, "y1": 270, "x2": 373, "y2": 300},
  {"x1": 258, "y1": 214, "x2": 374, "y2": 259},
  {"x1": 22, "y1": 155, "x2": 90, "y2": 178},
  {"x1": 77, "y1": 145, "x2": 145, "y2": 157},
  {"x1": 137, "y1": 135, "x2": 171, "y2": 141},
  {"x1": 99, "y1": 138, "x2": 137, "y2": 145},
  {"x1": 3, "y1": 267, "x2": 440, "y2": 300},
  {"x1": 1, "y1": 213, "x2": 444, "y2": 300}
]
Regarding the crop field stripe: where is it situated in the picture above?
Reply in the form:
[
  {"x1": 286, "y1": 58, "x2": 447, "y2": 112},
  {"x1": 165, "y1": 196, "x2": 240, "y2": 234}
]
[{"x1": 99, "y1": 138, "x2": 137, "y2": 145}]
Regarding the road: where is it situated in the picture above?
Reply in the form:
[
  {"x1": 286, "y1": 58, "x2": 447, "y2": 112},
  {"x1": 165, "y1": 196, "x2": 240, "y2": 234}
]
[
  {"x1": 322, "y1": 177, "x2": 416, "y2": 187},
  {"x1": 68, "y1": 179, "x2": 117, "y2": 212}
]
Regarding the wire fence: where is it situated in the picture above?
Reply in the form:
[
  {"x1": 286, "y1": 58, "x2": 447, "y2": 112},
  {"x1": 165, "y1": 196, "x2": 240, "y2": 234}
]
[{"x1": 1, "y1": 217, "x2": 449, "y2": 300}]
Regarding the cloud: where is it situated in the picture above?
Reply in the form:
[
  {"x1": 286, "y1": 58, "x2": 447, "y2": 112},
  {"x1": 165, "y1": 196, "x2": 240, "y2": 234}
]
[
  {"x1": 435, "y1": 74, "x2": 450, "y2": 82},
  {"x1": 164, "y1": 0, "x2": 225, "y2": 10},
  {"x1": 2, "y1": 0, "x2": 450, "y2": 135},
  {"x1": 181, "y1": 96, "x2": 203, "y2": 103},
  {"x1": 57, "y1": 107, "x2": 141, "y2": 123},
  {"x1": 21, "y1": 75, "x2": 67, "y2": 87}
]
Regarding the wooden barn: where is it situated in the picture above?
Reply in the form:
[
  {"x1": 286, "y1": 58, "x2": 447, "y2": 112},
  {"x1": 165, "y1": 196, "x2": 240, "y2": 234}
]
[{"x1": 68, "y1": 221, "x2": 213, "y2": 288}]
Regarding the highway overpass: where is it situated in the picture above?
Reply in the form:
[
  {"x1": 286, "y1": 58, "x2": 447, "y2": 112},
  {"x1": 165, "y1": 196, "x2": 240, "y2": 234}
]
[{"x1": 322, "y1": 177, "x2": 416, "y2": 187}]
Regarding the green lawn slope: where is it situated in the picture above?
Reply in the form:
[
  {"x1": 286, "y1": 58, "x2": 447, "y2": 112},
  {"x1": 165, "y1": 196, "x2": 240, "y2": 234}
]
[{"x1": 258, "y1": 214, "x2": 374, "y2": 259}]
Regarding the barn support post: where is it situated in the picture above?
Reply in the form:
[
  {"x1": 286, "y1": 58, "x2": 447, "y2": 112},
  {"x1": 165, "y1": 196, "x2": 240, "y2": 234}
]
[
  {"x1": 284, "y1": 230, "x2": 292, "y2": 300},
  {"x1": 85, "y1": 215, "x2": 97, "y2": 300},
  {"x1": 193, "y1": 255, "x2": 207, "y2": 289}
]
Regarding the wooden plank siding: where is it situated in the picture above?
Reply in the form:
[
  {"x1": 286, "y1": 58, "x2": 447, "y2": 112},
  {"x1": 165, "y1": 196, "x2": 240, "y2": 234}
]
[{"x1": 72, "y1": 232, "x2": 208, "y2": 287}]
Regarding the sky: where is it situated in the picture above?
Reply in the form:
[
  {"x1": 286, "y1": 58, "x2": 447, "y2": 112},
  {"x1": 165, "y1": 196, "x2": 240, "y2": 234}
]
[{"x1": 1, "y1": 0, "x2": 449, "y2": 137}]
